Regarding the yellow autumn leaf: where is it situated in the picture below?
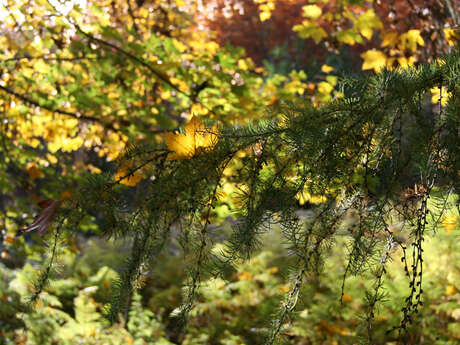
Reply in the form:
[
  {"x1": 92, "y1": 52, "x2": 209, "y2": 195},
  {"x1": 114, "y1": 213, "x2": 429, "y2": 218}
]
[
  {"x1": 21, "y1": 66, "x2": 35, "y2": 78},
  {"x1": 326, "y1": 75, "x2": 337, "y2": 85},
  {"x1": 26, "y1": 162, "x2": 44, "y2": 180},
  {"x1": 46, "y1": 153, "x2": 58, "y2": 164},
  {"x1": 302, "y1": 5, "x2": 322, "y2": 20},
  {"x1": 296, "y1": 187, "x2": 327, "y2": 205},
  {"x1": 336, "y1": 30, "x2": 363, "y2": 45},
  {"x1": 28, "y1": 138, "x2": 41, "y2": 148},
  {"x1": 114, "y1": 164, "x2": 143, "y2": 186},
  {"x1": 445, "y1": 285, "x2": 457, "y2": 295},
  {"x1": 237, "y1": 271, "x2": 253, "y2": 281},
  {"x1": 321, "y1": 64, "x2": 334, "y2": 73},
  {"x1": 353, "y1": 9, "x2": 383, "y2": 40},
  {"x1": 170, "y1": 77, "x2": 189, "y2": 92},
  {"x1": 204, "y1": 41, "x2": 219, "y2": 55},
  {"x1": 361, "y1": 50, "x2": 387, "y2": 73},
  {"x1": 172, "y1": 39, "x2": 187, "y2": 52},
  {"x1": 444, "y1": 28, "x2": 459, "y2": 46},
  {"x1": 165, "y1": 116, "x2": 218, "y2": 160},
  {"x1": 399, "y1": 30, "x2": 424, "y2": 53},
  {"x1": 191, "y1": 103, "x2": 209, "y2": 115},
  {"x1": 160, "y1": 90, "x2": 171, "y2": 100},
  {"x1": 342, "y1": 293, "x2": 353, "y2": 303},
  {"x1": 441, "y1": 215, "x2": 458, "y2": 234},
  {"x1": 238, "y1": 59, "x2": 249, "y2": 71},
  {"x1": 259, "y1": 11, "x2": 271, "y2": 21},
  {"x1": 430, "y1": 86, "x2": 451, "y2": 106},
  {"x1": 293, "y1": 21, "x2": 327, "y2": 43},
  {"x1": 34, "y1": 59, "x2": 51, "y2": 74},
  {"x1": 88, "y1": 164, "x2": 102, "y2": 174},
  {"x1": 397, "y1": 56, "x2": 416, "y2": 69},
  {"x1": 60, "y1": 137, "x2": 84, "y2": 152},
  {"x1": 317, "y1": 81, "x2": 333, "y2": 95},
  {"x1": 381, "y1": 31, "x2": 399, "y2": 47}
]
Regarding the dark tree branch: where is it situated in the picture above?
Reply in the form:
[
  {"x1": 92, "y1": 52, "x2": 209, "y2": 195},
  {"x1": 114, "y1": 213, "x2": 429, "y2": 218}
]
[
  {"x1": 73, "y1": 24, "x2": 218, "y2": 116},
  {"x1": 0, "y1": 84, "x2": 118, "y2": 131},
  {"x1": 0, "y1": 55, "x2": 103, "y2": 63},
  {"x1": 74, "y1": 24, "x2": 188, "y2": 97}
]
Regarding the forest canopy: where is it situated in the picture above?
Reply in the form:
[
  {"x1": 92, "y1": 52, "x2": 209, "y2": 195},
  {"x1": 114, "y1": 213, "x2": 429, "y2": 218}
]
[{"x1": 0, "y1": 0, "x2": 459, "y2": 344}]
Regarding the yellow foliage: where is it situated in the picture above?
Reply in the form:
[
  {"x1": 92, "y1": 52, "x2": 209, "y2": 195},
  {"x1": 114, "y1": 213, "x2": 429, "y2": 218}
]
[
  {"x1": 46, "y1": 154, "x2": 58, "y2": 164},
  {"x1": 342, "y1": 293, "x2": 353, "y2": 303},
  {"x1": 164, "y1": 116, "x2": 218, "y2": 160},
  {"x1": 237, "y1": 59, "x2": 249, "y2": 71},
  {"x1": 444, "y1": 28, "x2": 459, "y2": 46},
  {"x1": 441, "y1": 215, "x2": 458, "y2": 234},
  {"x1": 321, "y1": 64, "x2": 334, "y2": 73},
  {"x1": 172, "y1": 39, "x2": 187, "y2": 52},
  {"x1": 33, "y1": 60, "x2": 51, "y2": 74},
  {"x1": 26, "y1": 162, "x2": 44, "y2": 180},
  {"x1": 160, "y1": 90, "x2": 171, "y2": 100},
  {"x1": 237, "y1": 271, "x2": 253, "y2": 281},
  {"x1": 353, "y1": 9, "x2": 383, "y2": 40},
  {"x1": 114, "y1": 163, "x2": 143, "y2": 187},
  {"x1": 336, "y1": 30, "x2": 362, "y2": 45},
  {"x1": 430, "y1": 86, "x2": 451, "y2": 106},
  {"x1": 277, "y1": 284, "x2": 290, "y2": 293},
  {"x1": 293, "y1": 21, "x2": 327, "y2": 44},
  {"x1": 255, "y1": 0, "x2": 275, "y2": 22},
  {"x1": 259, "y1": 11, "x2": 271, "y2": 21},
  {"x1": 48, "y1": 136, "x2": 84, "y2": 153},
  {"x1": 302, "y1": 5, "x2": 322, "y2": 20},
  {"x1": 170, "y1": 77, "x2": 189, "y2": 92},
  {"x1": 296, "y1": 187, "x2": 327, "y2": 205},
  {"x1": 399, "y1": 30, "x2": 424, "y2": 53},
  {"x1": 28, "y1": 138, "x2": 41, "y2": 148},
  {"x1": 284, "y1": 71, "x2": 307, "y2": 95},
  {"x1": 88, "y1": 164, "x2": 102, "y2": 174},
  {"x1": 397, "y1": 56, "x2": 416, "y2": 69},
  {"x1": 381, "y1": 31, "x2": 399, "y2": 48},
  {"x1": 445, "y1": 285, "x2": 457, "y2": 296},
  {"x1": 361, "y1": 50, "x2": 387, "y2": 73},
  {"x1": 191, "y1": 103, "x2": 209, "y2": 115},
  {"x1": 204, "y1": 41, "x2": 219, "y2": 55},
  {"x1": 317, "y1": 81, "x2": 333, "y2": 94}
]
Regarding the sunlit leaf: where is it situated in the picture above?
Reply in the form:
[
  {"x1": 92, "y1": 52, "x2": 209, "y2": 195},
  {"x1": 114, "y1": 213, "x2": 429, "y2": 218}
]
[
  {"x1": 321, "y1": 64, "x2": 334, "y2": 73},
  {"x1": 293, "y1": 21, "x2": 327, "y2": 43},
  {"x1": 399, "y1": 29, "x2": 424, "y2": 53},
  {"x1": 114, "y1": 164, "x2": 143, "y2": 187},
  {"x1": 430, "y1": 86, "x2": 451, "y2": 106},
  {"x1": 445, "y1": 285, "x2": 457, "y2": 295},
  {"x1": 259, "y1": 11, "x2": 271, "y2": 22},
  {"x1": 361, "y1": 50, "x2": 387, "y2": 73},
  {"x1": 441, "y1": 215, "x2": 458, "y2": 234},
  {"x1": 302, "y1": 5, "x2": 322, "y2": 20},
  {"x1": 165, "y1": 116, "x2": 218, "y2": 160},
  {"x1": 353, "y1": 10, "x2": 383, "y2": 40},
  {"x1": 444, "y1": 28, "x2": 459, "y2": 46}
]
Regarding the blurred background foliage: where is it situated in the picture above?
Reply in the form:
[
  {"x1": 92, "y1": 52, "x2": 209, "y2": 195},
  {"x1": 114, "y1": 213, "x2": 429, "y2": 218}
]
[
  {"x1": 0, "y1": 0, "x2": 459, "y2": 344},
  {"x1": 1, "y1": 209, "x2": 459, "y2": 344}
]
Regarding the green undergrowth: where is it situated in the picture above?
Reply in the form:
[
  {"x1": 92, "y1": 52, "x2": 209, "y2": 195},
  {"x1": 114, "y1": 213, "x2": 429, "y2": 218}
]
[{"x1": 1, "y1": 217, "x2": 459, "y2": 345}]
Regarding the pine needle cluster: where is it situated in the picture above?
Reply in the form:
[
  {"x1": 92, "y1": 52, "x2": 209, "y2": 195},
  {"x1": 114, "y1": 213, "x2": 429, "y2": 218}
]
[{"x1": 29, "y1": 49, "x2": 459, "y2": 344}]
